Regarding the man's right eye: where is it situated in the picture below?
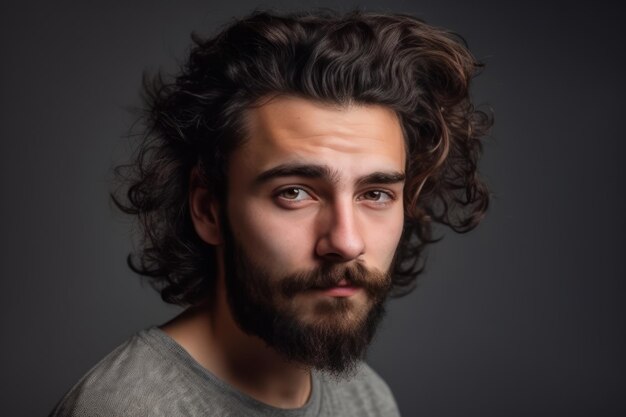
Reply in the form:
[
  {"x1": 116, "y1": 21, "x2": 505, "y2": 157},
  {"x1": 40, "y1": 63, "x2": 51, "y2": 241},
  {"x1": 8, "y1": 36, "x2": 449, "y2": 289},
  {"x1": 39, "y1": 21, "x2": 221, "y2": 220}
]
[{"x1": 277, "y1": 187, "x2": 313, "y2": 202}]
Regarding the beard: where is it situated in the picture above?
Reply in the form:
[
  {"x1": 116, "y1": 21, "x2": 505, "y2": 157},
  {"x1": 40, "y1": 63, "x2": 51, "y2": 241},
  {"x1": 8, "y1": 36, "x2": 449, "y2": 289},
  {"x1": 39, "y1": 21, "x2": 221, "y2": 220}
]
[{"x1": 221, "y1": 219, "x2": 393, "y2": 377}]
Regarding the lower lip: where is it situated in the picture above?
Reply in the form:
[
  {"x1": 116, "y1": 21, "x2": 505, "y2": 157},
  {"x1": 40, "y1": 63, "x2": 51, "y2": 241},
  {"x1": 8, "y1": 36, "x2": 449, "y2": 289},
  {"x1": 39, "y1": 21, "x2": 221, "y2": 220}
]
[{"x1": 316, "y1": 286, "x2": 360, "y2": 297}]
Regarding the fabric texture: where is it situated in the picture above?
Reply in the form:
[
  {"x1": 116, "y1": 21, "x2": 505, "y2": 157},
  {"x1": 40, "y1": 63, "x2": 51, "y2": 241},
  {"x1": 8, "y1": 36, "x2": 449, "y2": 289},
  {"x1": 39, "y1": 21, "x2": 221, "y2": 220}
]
[{"x1": 49, "y1": 327, "x2": 401, "y2": 416}]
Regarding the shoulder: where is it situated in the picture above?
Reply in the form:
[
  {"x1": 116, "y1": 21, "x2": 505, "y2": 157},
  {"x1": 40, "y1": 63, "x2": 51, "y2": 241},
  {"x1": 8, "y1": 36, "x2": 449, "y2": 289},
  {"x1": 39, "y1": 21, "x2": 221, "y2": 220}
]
[
  {"x1": 318, "y1": 362, "x2": 401, "y2": 417},
  {"x1": 49, "y1": 328, "x2": 188, "y2": 417}
]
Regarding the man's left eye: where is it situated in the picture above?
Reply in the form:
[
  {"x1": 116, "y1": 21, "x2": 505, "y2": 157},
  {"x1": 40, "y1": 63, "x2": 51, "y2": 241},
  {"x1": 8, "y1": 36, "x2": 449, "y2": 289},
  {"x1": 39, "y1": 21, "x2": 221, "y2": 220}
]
[{"x1": 361, "y1": 190, "x2": 393, "y2": 202}]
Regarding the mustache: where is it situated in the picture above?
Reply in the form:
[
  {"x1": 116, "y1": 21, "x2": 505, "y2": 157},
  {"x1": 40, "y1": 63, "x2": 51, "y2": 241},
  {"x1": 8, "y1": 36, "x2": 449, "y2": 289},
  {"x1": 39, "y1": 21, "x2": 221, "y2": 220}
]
[{"x1": 279, "y1": 262, "x2": 392, "y2": 299}]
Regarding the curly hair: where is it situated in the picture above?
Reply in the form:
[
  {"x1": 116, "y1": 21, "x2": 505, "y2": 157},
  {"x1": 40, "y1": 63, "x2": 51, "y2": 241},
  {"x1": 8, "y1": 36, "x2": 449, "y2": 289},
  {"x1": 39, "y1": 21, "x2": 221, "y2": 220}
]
[{"x1": 112, "y1": 9, "x2": 493, "y2": 306}]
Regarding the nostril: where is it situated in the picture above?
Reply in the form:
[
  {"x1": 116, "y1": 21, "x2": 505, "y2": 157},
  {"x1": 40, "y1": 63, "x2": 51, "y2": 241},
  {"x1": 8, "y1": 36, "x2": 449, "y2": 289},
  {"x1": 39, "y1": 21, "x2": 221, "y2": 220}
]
[{"x1": 318, "y1": 252, "x2": 348, "y2": 262}]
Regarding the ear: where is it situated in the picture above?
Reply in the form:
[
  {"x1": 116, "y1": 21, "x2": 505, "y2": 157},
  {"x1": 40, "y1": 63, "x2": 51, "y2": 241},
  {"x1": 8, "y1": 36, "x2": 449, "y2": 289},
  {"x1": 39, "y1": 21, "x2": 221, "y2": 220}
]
[{"x1": 189, "y1": 168, "x2": 223, "y2": 245}]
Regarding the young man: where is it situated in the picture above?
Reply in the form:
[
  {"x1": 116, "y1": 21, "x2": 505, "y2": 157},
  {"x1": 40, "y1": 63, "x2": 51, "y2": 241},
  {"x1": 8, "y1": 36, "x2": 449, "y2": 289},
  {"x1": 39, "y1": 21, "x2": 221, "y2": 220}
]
[{"x1": 50, "y1": 9, "x2": 491, "y2": 416}]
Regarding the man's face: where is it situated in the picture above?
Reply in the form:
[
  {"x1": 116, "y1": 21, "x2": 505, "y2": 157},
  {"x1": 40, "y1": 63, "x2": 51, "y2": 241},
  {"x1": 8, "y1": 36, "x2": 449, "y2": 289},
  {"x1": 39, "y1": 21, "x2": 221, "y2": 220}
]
[{"x1": 221, "y1": 95, "x2": 406, "y2": 375}]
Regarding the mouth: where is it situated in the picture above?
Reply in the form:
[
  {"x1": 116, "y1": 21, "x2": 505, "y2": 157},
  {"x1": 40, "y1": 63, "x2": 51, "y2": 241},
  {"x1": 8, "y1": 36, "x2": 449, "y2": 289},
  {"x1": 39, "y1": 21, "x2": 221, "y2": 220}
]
[{"x1": 311, "y1": 279, "x2": 361, "y2": 298}]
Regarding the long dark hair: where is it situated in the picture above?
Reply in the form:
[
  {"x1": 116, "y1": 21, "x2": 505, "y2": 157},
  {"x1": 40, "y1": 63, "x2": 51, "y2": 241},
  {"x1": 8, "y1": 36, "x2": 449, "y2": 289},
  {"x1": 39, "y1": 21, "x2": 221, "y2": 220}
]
[{"x1": 112, "y1": 9, "x2": 493, "y2": 305}]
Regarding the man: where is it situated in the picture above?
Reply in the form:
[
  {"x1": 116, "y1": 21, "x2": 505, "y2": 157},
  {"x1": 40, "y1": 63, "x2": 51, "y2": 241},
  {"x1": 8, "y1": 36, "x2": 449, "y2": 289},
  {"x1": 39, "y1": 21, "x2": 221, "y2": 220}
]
[{"x1": 50, "y1": 9, "x2": 491, "y2": 416}]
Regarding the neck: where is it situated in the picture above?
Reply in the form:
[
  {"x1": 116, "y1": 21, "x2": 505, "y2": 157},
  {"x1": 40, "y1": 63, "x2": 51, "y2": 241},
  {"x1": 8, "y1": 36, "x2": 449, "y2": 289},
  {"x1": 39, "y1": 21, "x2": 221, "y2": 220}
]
[{"x1": 160, "y1": 278, "x2": 312, "y2": 409}]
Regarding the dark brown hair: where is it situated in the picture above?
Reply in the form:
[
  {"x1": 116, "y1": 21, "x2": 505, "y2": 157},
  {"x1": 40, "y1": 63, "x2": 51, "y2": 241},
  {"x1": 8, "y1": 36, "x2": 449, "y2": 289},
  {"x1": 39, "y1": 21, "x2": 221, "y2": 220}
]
[{"x1": 113, "y1": 9, "x2": 493, "y2": 305}]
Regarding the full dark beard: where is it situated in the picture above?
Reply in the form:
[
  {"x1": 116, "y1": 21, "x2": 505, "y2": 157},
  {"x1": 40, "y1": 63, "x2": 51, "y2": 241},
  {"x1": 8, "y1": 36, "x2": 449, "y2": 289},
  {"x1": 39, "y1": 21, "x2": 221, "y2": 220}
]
[{"x1": 221, "y1": 221, "x2": 392, "y2": 377}]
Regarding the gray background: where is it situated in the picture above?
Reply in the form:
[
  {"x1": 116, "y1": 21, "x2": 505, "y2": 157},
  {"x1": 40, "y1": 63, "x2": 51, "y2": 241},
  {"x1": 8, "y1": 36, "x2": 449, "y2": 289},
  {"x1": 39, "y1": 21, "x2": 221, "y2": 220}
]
[{"x1": 1, "y1": 0, "x2": 624, "y2": 416}]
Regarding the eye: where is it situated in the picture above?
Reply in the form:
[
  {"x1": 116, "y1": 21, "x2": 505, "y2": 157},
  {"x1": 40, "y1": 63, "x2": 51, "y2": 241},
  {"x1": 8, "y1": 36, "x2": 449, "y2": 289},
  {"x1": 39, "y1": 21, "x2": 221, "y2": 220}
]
[
  {"x1": 277, "y1": 187, "x2": 313, "y2": 202},
  {"x1": 361, "y1": 190, "x2": 393, "y2": 203}
]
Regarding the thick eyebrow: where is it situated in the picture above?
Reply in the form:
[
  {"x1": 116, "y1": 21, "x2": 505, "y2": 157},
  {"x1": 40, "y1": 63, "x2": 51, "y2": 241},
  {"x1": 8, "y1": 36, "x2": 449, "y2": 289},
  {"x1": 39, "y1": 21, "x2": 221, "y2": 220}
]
[
  {"x1": 254, "y1": 163, "x2": 340, "y2": 186},
  {"x1": 355, "y1": 171, "x2": 406, "y2": 187},
  {"x1": 253, "y1": 163, "x2": 405, "y2": 188}
]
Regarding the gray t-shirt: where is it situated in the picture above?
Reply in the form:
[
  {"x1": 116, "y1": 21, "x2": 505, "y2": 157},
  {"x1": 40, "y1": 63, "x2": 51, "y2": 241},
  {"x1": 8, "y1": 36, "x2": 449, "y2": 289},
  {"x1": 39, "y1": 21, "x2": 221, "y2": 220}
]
[{"x1": 49, "y1": 327, "x2": 401, "y2": 416}]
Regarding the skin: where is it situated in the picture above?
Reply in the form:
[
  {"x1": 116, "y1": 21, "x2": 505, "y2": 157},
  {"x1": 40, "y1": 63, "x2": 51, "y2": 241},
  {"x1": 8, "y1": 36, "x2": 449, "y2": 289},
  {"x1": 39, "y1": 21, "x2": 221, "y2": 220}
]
[{"x1": 162, "y1": 95, "x2": 407, "y2": 409}]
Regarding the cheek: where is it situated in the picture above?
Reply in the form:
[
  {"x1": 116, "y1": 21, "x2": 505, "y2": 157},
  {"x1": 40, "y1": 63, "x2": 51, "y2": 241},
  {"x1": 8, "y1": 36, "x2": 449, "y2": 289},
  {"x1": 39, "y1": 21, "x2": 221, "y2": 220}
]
[
  {"x1": 362, "y1": 207, "x2": 405, "y2": 269},
  {"x1": 228, "y1": 199, "x2": 314, "y2": 270}
]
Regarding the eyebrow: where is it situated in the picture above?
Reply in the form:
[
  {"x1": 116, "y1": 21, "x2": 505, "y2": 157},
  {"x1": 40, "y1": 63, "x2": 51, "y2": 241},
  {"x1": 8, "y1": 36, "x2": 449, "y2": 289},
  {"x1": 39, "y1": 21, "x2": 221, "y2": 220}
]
[
  {"x1": 253, "y1": 163, "x2": 405, "y2": 187},
  {"x1": 355, "y1": 171, "x2": 406, "y2": 187}
]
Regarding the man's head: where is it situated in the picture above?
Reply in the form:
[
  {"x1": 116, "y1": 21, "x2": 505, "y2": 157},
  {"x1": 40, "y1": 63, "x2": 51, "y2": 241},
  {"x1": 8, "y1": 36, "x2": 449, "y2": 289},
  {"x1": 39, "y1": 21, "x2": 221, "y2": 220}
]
[
  {"x1": 114, "y1": 9, "x2": 491, "y2": 373},
  {"x1": 189, "y1": 96, "x2": 405, "y2": 374}
]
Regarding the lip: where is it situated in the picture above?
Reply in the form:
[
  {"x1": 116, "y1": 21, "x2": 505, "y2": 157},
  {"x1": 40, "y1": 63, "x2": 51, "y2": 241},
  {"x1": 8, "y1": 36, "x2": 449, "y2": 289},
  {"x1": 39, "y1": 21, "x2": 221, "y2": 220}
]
[
  {"x1": 309, "y1": 278, "x2": 360, "y2": 297},
  {"x1": 317, "y1": 286, "x2": 360, "y2": 297}
]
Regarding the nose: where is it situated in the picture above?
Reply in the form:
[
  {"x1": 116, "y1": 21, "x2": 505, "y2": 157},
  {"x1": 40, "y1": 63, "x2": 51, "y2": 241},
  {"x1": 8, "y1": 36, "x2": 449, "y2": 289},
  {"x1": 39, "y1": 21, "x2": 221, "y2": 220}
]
[{"x1": 315, "y1": 198, "x2": 365, "y2": 262}]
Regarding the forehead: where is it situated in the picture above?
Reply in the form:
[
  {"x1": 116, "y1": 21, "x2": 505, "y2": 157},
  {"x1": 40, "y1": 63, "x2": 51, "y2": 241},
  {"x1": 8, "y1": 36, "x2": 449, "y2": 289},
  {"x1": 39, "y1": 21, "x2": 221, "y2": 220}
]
[{"x1": 233, "y1": 95, "x2": 406, "y2": 178}]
